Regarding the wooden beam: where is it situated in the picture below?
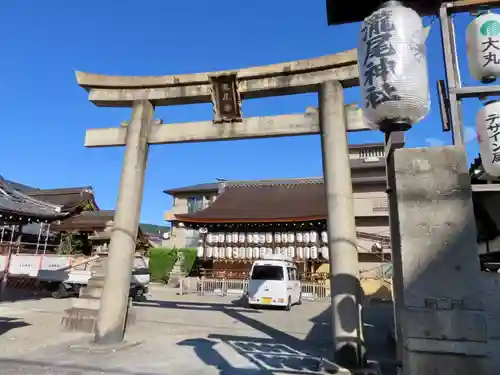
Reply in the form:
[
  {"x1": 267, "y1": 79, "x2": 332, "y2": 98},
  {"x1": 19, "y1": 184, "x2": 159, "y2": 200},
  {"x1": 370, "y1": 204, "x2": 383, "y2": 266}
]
[{"x1": 85, "y1": 107, "x2": 369, "y2": 148}]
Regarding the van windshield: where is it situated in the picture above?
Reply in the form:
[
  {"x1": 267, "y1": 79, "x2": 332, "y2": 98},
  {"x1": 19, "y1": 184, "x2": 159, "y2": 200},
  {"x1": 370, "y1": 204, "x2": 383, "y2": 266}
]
[{"x1": 251, "y1": 265, "x2": 284, "y2": 281}]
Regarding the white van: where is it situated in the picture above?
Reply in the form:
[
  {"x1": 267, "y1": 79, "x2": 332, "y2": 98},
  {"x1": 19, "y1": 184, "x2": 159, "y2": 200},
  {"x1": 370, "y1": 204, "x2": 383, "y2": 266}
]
[{"x1": 246, "y1": 256, "x2": 301, "y2": 310}]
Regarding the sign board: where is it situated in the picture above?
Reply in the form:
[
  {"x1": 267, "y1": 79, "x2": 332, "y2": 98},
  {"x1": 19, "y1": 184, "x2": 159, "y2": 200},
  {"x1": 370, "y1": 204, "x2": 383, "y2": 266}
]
[
  {"x1": 9, "y1": 255, "x2": 40, "y2": 277},
  {"x1": 210, "y1": 73, "x2": 242, "y2": 124}
]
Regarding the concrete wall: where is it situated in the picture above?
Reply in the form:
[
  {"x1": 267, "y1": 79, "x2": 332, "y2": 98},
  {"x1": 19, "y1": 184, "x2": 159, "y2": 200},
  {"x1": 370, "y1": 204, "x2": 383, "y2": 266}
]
[{"x1": 482, "y1": 272, "x2": 500, "y2": 373}]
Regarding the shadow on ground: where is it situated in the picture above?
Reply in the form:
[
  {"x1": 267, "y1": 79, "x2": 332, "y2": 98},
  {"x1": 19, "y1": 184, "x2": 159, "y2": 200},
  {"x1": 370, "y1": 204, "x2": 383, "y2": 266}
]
[
  {"x1": 135, "y1": 296, "x2": 397, "y2": 374},
  {"x1": 0, "y1": 316, "x2": 30, "y2": 336}
]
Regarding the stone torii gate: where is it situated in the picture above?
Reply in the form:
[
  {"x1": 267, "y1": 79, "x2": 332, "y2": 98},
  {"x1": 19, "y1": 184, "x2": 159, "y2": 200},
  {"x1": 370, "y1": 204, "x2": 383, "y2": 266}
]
[{"x1": 76, "y1": 48, "x2": 368, "y2": 368}]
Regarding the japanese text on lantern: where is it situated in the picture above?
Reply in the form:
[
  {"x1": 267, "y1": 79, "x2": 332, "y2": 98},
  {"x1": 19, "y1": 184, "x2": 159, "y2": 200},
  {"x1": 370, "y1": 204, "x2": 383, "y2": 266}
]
[
  {"x1": 486, "y1": 112, "x2": 500, "y2": 163},
  {"x1": 483, "y1": 37, "x2": 500, "y2": 67},
  {"x1": 361, "y1": 9, "x2": 401, "y2": 110},
  {"x1": 210, "y1": 73, "x2": 242, "y2": 124}
]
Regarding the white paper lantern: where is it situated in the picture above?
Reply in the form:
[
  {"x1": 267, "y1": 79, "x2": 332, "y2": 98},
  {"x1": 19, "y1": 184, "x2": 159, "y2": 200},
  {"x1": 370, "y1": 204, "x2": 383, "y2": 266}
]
[
  {"x1": 266, "y1": 233, "x2": 273, "y2": 243},
  {"x1": 246, "y1": 247, "x2": 253, "y2": 259},
  {"x1": 321, "y1": 231, "x2": 328, "y2": 244},
  {"x1": 303, "y1": 232, "x2": 310, "y2": 243},
  {"x1": 309, "y1": 231, "x2": 318, "y2": 243},
  {"x1": 232, "y1": 232, "x2": 239, "y2": 243},
  {"x1": 253, "y1": 247, "x2": 260, "y2": 258},
  {"x1": 321, "y1": 246, "x2": 329, "y2": 261},
  {"x1": 282, "y1": 233, "x2": 288, "y2": 244},
  {"x1": 304, "y1": 247, "x2": 311, "y2": 259},
  {"x1": 274, "y1": 232, "x2": 282, "y2": 243},
  {"x1": 239, "y1": 248, "x2": 246, "y2": 259},
  {"x1": 478, "y1": 100, "x2": 500, "y2": 177},
  {"x1": 224, "y1": 247, "x2": 231, "y2": 258},
  {"x1": 218, "y1": 233, "x2": 225, "y2": 243},
  {"x1": 274, "y1": 246, "x2": 281, "y2": 254},
  {"x1": 239, "y1": 233, "x2": 246, "y2": 243},
  {"x1": 287, "y1": 232, "x2": 295, "y2": 243},
  {"x1": 297, "y1": 247, "x2": 304, "y2": 259},
  {"x1": 226, "y1": 233, "x2": 232, "y2": 243},
  {"x1": 259, "y1": 233, "x2": 266, "y2": 244},
  {"x1": 296, "y1": 232, "x2": 303, "y2": 243},
  {"x1": 260, "y1": 247, "x2": 266, "y2": 258},
  {"x1": 232, "y1": 247, "x2": 239, "y2": 258},
  {"x1": 358, "y1": 1, "x2": 430, "y2": 130},
  {"x1": 253, "y1": 233, "x2": 260, "y2": 243},
  {"x1": 287, "y1": 246, "x2": 295, "y2": 258},
  {"x1": 266, "y1": 248, "x2": 273, "y2": 257},
  {"x1": 466, "y1": 12, "x2": 500, "y2": 83},
  {"x1": 247, "y1": 233, "x2": 253, "y2": 244},
  {"x1": 206, "y1": 233, "x2": 213, "y2": 244},
  {"x1": 310, "y1": 246, "x2": 318, "y2": 260},
  {"x1": 197, "y1": 246, "x2": 204, "y2": 258},
  {"x1": 206, "y1": 247, "x2": 213, "y2": 258},
  {"x1": 213, "y1": 247, "x2": 219, "y2": 258}
]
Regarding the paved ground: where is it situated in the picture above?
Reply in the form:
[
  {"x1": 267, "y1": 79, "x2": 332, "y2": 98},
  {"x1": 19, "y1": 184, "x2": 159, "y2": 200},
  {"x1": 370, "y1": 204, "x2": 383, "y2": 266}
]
[{"x1": 0, "y1": 285, "x2": 396, "y2": 374}]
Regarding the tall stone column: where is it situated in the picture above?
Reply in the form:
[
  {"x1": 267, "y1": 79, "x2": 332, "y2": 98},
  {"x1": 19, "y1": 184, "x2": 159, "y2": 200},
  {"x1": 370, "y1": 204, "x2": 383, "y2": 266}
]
[
  {"x1": 388, "y1": 146, "x2": 491, "y2": 374},
  {"x1": 319, "y1": 80, "x2": 364, "y2": 369},
  {"x1": 94, "y1": 100, "x2": 154, "y2": 345}
]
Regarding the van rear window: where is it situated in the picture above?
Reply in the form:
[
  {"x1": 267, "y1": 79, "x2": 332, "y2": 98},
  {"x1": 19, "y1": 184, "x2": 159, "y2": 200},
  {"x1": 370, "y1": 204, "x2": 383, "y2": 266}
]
[{"x1": 251, "y1": 265, "x2": 284, "y2": 281}]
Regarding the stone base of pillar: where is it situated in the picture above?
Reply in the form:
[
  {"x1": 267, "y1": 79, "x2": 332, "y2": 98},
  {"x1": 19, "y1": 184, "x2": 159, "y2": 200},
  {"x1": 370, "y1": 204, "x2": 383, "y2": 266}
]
[
  {"x1": 319, "y1": 358, "x2": 382, "y2": 374},
  {"x1": 60, "y1": 255, "x2": 135, "y2": 334}
]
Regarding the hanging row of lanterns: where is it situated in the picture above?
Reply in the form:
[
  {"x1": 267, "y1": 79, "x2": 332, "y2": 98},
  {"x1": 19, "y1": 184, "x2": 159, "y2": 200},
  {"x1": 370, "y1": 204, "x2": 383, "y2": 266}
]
[
  {"x1": 466, "y1": 11, "x2": 500, "y2": 177},
  {"x1": 196, "y1": 245, "x2": 329, "y2": 260},
  {"x1": 204, "y1": 231, "x2": 329, "y2": 245},
  {"x1": 358, "y1": 2, "x2": 500, "y2": 177}
]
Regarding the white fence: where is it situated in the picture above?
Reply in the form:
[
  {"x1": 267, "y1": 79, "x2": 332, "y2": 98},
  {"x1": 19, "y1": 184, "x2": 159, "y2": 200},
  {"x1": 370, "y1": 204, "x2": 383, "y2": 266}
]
[{"x1": 179, "y1": 277, "x2": 330, "y2": 302}]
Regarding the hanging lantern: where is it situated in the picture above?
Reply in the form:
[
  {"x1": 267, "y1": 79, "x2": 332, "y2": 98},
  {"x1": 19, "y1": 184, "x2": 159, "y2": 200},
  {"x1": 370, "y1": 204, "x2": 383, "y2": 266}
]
[
  {"x1": 304, "y1": 247, "x2": 311, "y2": 259},
  {"x1": 213, "y1": 247, "x2": 219, "y2": 258},
  {"x1": 303, "y1": 232, "x2": 310, "y2": 243},
  {"x1": 274, "y1": 246, "x2": 281, "y2": 254},
  {"x1": 253, "y1": 233, "x2": 260, "y2": 243},
  {"x1": 282, "y1": 233, "x2": 288, "y2": 244},
  {"x1": 287, "y1": 232, "x2": 295, "y2": 243},
  {"x1": 266, "y1": 248, "x2": 273, "y2": 257},
  {"x1": 477, "y1": 100, "x2": 500, "y2": 177},
  {"x1": 197, "y1": 246, "x2": 204, "y2": 258},
  {"x1": 206, "y1": 233, "x2": 213, "y2": 244},
  {"x1": 466, "y1": 11, "x2": 500, "y2": 84},
  {"x1": 206, "y1": 247, "x2": 213, "y2": 258},
  {"x1": 259, "y1": 233, "x2": 266, "y2": 244},
  {"x1": 253, "y1": 247, "x2": 260, "y2": 258},
  {"x1": 321, "y1": 246, "x2": 329, "y2": 261},
  {"x1": 218, "y1": 233, "x2": 225, "y2": 243},
  {"x1": 321, "y1": 231, "x2": 328, "y2": 244},
  {"x1": 239, "y1": 248, "x2": 246, "y2": 259},
  {"x1": 226, "y1": 233, "x2": 232, "y2": 243},
  {"x1": 232, "y1": 232, "x2": 239, "y2": 243},
  {"x1": 310, "y1": 246, "x2": 318, "y2": 260},
  {"x1": 232, "y1": 247, "x2": 239, "y2": 258},
  {"x1": 297, "y1": 247, "x2": 304, "y2": 259},
  {"x1": 358, "y1": 1, "x2": 430, "y2": 131},
  {"x1": 266, "y1": 233, "x2": 273, "y2": 243},
  {"x1": 296, "y1": 232, "x2": 303, "y2": 243},
  {"x1": 238, "y1": 233, "x2": 245, "y2": 243},
  {"x1": 246, "y1": 247, "x2": 253, "y2": 259},
  {"x1": 274, "y1": 232, "x2": 282, "y2": 243},
  {"x1": 287, "y1": 246, "x2": 295, "y2": 258},
  {"x1": 309, "y1": 231, "x2": 318, "y2": 243},
  {"x1": 260, "y1": 247, "x2": 266, "y2": 258},
  {"x1": 247, "y1": 233, "x2": 253, "y2": 244}
]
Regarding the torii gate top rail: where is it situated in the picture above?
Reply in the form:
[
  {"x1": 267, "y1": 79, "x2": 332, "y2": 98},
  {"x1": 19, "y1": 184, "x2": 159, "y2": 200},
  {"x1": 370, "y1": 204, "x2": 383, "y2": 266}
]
[{"x1": 76, "y1": 49, "x2": 359, "y2": 107}]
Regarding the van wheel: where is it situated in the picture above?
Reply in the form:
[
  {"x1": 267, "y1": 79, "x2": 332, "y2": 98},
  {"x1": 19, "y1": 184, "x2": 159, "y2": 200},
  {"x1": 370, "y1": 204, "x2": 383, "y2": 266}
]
[{"x1": 285, "y1": 296, "x2": 291, "y2": 311}]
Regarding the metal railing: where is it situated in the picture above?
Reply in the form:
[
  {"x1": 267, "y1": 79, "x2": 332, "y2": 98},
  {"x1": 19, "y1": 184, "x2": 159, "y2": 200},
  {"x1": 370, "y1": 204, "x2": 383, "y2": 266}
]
[{"x1": 179, "y1": 277, "x2": 331, "y2": 302}]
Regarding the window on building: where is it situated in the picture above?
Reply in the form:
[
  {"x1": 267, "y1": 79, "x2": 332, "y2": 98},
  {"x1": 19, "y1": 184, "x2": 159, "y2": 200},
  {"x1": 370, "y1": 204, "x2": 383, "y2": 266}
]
[{"x1": 187, "y1": 196, "x2": 204, "y2": 213}]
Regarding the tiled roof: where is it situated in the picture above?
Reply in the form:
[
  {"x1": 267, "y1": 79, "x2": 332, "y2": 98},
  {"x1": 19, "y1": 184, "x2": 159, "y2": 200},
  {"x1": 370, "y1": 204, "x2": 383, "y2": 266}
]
[
  {"x1": 175, "y1": 179, "x2": 355, "y2": 223},
  {"x1": 0, "y1": 176, "x2": 67, "y2": 221},
  {"x1": 52, "y1": 210, "x2": 115, "y2": 232},
  {"x1": 27, "y1": 187, "x2": 98, "y2": 213}
]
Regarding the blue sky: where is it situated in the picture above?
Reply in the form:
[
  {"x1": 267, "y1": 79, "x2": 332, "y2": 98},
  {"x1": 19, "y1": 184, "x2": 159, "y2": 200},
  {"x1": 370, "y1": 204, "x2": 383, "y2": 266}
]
[{"x1": 0, "y1": 1, "x2": 488, "y2": 225}]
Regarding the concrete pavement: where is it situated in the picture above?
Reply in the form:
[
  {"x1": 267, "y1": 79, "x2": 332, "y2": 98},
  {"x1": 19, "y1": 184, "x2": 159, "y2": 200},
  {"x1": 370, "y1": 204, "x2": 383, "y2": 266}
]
[{"x1": 0, "y1": 287, "x2": 396, "y2": 374}]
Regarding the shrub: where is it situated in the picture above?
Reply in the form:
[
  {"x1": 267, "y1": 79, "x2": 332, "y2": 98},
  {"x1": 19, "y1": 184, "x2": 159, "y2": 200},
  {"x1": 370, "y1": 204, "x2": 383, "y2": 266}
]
[
  {"x1": 148, "y1": 248, "x2": 177, "y2": 283},
  {"x1": 148, "y1": 247, "x2": 197, "y2": 282}
]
